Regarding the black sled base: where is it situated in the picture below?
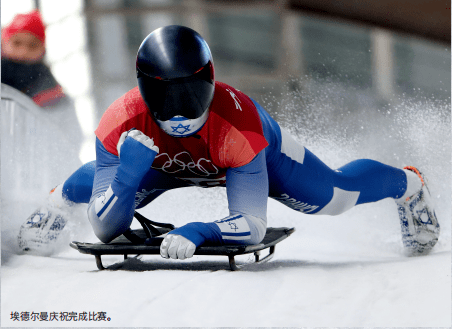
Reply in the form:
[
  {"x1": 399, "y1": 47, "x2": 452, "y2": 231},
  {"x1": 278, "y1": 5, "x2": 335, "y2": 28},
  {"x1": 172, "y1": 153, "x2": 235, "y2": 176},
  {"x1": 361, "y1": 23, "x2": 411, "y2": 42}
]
[{"x1": 70, "y1": 227, "x2": 295, "y2": 271}]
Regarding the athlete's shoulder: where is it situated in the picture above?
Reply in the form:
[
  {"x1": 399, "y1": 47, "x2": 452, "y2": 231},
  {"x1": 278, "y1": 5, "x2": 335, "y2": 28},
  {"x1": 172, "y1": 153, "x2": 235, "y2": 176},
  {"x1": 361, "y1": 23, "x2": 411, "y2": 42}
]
[
  {"x1": 212, "y1": 82, "x2": 255, "y2": 112},
  {"x1": 208, "y1": 82, "x2": 269, "y2": 168},
  {"x1": 95, "y1": 86, "x2": 155, "y2": 155},
  {"x1": 210, "y1": 82, "x2": 262, "y2": 131}
]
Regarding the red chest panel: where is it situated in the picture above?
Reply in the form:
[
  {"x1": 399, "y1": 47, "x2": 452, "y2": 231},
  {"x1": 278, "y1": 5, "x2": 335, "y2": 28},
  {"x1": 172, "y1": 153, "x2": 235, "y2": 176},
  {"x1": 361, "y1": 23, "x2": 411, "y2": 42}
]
[{"x1": 95, "y1": 82, "x2": 268, "y2": 185}]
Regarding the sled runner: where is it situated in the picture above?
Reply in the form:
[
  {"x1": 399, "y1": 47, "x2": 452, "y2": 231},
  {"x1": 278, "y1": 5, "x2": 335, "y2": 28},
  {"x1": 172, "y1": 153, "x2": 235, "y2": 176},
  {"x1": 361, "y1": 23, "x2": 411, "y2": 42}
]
[{"x1": 70, "y1": 212, "x2": 295, "y2": 271}]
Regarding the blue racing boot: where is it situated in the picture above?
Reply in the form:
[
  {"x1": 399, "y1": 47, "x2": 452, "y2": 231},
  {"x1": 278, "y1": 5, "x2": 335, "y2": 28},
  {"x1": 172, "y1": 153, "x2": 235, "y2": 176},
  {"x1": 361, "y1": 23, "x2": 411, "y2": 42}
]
[{"x1": 395, "y1": 166, "x2": 440, "y2": 254}]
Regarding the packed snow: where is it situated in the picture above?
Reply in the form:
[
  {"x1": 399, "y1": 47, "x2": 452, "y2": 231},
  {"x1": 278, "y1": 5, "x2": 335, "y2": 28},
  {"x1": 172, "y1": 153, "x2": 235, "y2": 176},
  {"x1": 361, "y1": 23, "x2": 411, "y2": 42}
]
[{"x1": 2, "y1": 80, "x2": 451, "y2": 327}]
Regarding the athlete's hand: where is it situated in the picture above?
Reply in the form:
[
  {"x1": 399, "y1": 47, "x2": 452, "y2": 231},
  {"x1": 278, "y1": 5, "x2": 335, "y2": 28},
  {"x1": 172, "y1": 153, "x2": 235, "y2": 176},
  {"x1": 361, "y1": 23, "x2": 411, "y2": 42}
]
[
  {"x1": 117, "y1": 129, "x2": 159, "y2": 157},
  {"x1": 160, "y1": 234, "x2": 196, "y2": 260},
  {"x1": 115, "y1": 129, "x2": 159, "y2": 179}
]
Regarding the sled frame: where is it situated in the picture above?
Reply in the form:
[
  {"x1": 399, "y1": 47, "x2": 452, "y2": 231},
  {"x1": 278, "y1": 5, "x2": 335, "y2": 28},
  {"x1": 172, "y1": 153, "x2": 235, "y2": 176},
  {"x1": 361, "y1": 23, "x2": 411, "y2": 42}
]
[
  {"x1": 71, "y1": 227, "x2": 295, "y2": 271},
  {"x1": 91, "y1": 245, "x2": 277, "y2": 271}
]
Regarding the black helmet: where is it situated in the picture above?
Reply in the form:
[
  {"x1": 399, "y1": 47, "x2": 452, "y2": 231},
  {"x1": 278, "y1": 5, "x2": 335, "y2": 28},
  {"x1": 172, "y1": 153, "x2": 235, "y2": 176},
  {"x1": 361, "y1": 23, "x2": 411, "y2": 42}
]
[{"x1": 136, "y1": 25, "x2": 215, "y2": 137}]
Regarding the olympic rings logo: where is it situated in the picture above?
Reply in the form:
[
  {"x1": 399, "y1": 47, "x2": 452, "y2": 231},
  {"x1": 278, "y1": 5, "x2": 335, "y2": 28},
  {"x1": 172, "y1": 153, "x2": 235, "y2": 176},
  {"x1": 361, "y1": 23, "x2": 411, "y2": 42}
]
[{"x1": 151, "y1": 151, "x2": 219, "y2": 177}]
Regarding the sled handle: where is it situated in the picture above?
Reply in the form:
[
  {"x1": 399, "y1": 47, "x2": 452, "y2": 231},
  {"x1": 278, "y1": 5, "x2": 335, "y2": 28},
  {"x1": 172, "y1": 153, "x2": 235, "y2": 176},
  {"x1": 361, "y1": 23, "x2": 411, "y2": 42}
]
[{"x1": 134, "y1": 212, "x2": 175, "y2": 230}]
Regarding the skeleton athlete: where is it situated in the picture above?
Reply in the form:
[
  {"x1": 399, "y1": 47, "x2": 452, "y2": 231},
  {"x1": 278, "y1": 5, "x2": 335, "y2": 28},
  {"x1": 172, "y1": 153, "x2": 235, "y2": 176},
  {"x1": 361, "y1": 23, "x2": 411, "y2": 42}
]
[{"x1": 19, "y1": 25, "x2": 440, "y2": 258}]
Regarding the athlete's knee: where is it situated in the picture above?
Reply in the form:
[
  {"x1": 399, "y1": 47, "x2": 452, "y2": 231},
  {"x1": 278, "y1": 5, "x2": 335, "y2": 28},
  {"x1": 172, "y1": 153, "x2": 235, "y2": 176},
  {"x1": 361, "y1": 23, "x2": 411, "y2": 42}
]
[
  {"x1": 87, "y1": 200, "x2": 130, "y2": 243},
  {"x1": 314, "y1": 187, "x2": 360, "y2": 216},
  {"x1": 62, "y1": 161, "x2": 95, "y2": 203}
]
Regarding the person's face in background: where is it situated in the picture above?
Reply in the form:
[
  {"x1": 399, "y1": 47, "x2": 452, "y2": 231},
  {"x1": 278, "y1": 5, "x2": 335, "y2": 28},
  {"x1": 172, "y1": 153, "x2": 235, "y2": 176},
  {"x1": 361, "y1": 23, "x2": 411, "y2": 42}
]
[{"x1": 2, "y1": 32, "x2": 45, "y2": 63}]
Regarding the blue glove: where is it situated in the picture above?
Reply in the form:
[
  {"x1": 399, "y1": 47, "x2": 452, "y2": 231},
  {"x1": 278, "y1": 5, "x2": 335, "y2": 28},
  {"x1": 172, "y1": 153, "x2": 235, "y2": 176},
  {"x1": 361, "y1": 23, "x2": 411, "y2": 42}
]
[{"x1": 116, "y1": 129, "x2": 159, "y2": 186}]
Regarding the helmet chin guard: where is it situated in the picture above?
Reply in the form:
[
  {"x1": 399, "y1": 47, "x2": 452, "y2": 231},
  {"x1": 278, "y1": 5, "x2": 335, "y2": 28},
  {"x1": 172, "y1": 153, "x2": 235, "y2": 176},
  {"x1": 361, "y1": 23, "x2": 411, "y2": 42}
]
[{"x1": 155, "y1": 110, "x2": 209, "y2": 137}]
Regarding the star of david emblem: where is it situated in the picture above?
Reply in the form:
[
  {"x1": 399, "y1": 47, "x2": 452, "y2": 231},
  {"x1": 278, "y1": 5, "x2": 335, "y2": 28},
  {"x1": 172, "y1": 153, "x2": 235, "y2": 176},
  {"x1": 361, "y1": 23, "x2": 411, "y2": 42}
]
[
  {"x1": 228, "y1": 222, "x2": 239, "y2": 231},
  {"x1": 171, "y1": 124, "x2": 191, "y2": 135},
  {"x1": 416, "y1": 208, "x2": 432, "y2": 224}
]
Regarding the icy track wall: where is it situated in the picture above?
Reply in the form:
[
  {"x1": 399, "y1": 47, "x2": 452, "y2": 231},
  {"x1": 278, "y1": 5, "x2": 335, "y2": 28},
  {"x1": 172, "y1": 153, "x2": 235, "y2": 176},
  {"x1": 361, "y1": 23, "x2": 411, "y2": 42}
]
[{"x1": 1, "y1": 84, "x2": 83, "y2": 253}]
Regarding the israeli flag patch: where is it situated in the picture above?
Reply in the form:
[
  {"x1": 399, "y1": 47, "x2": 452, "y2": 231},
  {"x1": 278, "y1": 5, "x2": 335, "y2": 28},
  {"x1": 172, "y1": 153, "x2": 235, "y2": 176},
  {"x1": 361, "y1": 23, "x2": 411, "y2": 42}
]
[
  {"x1": 94, "y1": 186, "x2": 118, "y2": 222},
  {"x1": 214, "y1": 215, "x2": 251, "y2": 241}
]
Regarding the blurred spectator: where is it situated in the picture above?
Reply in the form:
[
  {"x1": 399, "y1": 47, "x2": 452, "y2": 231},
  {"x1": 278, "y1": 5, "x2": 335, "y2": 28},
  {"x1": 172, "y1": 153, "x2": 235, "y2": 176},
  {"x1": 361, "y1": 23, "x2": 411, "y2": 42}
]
[{"x1": 1, "y1": 10, "x2": 65, "y2": 107}]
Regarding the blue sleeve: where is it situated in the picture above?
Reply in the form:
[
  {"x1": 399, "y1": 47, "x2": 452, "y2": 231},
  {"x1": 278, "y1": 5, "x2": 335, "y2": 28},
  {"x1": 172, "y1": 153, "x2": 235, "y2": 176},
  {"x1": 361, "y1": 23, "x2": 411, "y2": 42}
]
[
  {"x1": 169, "y1": 150, "x2": 268, "y2": 246},
  {"x1": 87, "y1": 137, "x2": 157, "y2": 243}
]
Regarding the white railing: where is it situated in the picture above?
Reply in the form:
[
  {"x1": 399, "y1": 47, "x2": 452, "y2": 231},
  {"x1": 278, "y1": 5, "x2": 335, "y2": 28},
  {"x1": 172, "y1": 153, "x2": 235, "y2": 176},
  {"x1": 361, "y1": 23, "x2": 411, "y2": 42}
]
[{"x1": 1, "y1": 83, "x2": 83, "y2": 199}]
